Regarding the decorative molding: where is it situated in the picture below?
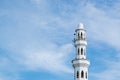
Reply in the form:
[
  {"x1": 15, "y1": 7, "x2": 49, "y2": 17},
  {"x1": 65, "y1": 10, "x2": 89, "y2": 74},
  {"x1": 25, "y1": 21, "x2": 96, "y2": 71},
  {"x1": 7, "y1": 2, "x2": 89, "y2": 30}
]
[
  {"x1": 75, "y1": 29, "x2": 86, "y2": 32},
  {"x1": 73, "y1": 63, "x2": 89, "y2": 68}
]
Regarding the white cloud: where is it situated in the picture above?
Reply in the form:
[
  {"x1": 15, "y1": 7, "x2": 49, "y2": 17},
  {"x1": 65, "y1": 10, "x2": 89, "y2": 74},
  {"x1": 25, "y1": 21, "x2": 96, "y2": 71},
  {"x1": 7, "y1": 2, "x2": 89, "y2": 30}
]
[
  {"x1": 0, "y1": 41, "x2": 73, "y2": 79},
  {"x1": 15, "y1": 43, "x2": 73, "y2": 73}
]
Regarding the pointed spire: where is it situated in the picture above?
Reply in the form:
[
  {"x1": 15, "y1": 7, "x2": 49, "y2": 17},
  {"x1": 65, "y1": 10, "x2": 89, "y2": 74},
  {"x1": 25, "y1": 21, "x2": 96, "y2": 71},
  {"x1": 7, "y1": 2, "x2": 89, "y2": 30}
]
[{"x1": 77, "y1": 23, "x2": 84, "y2": 29}]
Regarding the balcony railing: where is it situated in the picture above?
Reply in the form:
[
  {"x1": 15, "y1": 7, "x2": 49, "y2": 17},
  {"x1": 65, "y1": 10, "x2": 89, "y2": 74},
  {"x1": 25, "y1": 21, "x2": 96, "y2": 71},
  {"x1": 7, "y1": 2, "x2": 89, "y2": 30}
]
[{"x1": 73, "y1": 37, "x2": 86, "y2": 42}]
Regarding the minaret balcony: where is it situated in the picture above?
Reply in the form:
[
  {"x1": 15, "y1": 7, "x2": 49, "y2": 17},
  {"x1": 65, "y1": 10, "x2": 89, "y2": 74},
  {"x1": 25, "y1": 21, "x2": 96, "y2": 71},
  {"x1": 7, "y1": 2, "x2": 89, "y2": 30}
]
[
  {"x1": 74, "y1": 39, "x2": 87, "y2": 47},
  {"x1": 72, "y1": 58, "x2": 90, "y2": 68},
  {"x1": 73, "y1": 37, "x2": 86, "y2": 42}
]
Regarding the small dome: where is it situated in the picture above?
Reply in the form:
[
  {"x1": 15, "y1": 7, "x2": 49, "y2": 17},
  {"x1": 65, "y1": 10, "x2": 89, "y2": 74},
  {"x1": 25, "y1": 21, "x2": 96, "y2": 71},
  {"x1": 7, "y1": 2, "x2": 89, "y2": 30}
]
[{"x1": 77, "y1": 23, "x2": 84, "y2": 29}]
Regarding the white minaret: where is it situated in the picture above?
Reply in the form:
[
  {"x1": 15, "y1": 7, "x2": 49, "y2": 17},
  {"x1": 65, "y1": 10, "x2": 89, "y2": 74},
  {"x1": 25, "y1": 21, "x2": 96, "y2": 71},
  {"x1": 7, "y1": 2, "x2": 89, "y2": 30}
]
[{"x1": 72, "y1": 23, "x2": 90, "y2": 80}]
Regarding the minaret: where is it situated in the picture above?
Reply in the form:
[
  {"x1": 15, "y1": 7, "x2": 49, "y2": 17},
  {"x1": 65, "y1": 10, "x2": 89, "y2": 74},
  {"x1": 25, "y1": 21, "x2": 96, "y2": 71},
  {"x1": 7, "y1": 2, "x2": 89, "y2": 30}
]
[{"x1": 72, "y1": 23, "x2": 90, "y2": 80}]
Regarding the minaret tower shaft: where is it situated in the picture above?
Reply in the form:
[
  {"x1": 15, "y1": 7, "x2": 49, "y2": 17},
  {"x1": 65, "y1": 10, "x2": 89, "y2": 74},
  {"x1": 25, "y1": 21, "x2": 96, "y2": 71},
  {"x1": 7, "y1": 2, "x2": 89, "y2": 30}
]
[{"x1": 72, "y1": 23, "x2": 90, "y2": 80}]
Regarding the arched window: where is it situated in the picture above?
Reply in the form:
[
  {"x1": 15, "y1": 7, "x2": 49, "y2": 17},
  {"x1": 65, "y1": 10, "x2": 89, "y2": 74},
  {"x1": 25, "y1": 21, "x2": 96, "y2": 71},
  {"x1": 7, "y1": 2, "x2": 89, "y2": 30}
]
[
  {"x1": 77, "y1": 71, "x2": 79, "y2": 78},
  {"x1": 81, "y1": 32, "x2": 83, "y2": 39},
  {"x1": 78, "y1": 48, "x2": 80, "y2": 55},
  {"x1": 81, "y1": 71, "x2": 84, "y2": 78},
  {"x1": 78, "y1": 33, "x2": 80, "y2": 38},
  {"x1": 81, "y1": 48, "x2": 83, "y2": 55},
  {"x1": 86, "y1": 72, "x2": 87, "y2": 79}
]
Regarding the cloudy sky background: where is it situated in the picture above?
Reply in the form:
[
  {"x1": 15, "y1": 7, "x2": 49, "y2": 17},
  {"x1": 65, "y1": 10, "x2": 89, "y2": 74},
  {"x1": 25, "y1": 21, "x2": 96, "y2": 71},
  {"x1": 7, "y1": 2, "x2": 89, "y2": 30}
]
[{"x1": 0, "y1": 0, "x2": 120, "y2": 80}]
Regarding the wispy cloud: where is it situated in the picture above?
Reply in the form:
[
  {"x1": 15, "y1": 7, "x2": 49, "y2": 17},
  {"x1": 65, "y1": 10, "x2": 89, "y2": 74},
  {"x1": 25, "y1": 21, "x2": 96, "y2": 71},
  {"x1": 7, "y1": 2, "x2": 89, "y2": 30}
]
[{"x1": 15, "y1": 43, "x2": 73, "y2": 73}]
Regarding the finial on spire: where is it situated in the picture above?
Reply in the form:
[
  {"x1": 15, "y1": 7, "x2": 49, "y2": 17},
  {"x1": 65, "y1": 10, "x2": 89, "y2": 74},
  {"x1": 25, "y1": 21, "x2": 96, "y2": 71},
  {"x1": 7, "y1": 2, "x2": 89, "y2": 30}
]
[{"x1": 77, "y1": 23, "x2": 84, "y2": 29}]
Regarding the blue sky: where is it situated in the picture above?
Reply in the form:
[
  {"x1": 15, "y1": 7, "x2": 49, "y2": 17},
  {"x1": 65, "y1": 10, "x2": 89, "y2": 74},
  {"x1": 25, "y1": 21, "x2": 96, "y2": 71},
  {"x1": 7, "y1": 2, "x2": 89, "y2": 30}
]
[{"x1": 0, "y1": 0, "x2": 120, "y2": 80}]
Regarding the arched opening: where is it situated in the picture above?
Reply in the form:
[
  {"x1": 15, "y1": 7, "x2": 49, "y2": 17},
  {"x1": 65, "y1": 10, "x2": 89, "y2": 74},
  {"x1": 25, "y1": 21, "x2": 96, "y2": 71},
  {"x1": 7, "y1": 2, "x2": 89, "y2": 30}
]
[
  {"x1": 78, "y1": 48, "x2": 80, "y2": 55},
  {"x1": 86, "y1": 72, "x2": 87, "y2": 79},
  {"x1": 81, "y1": 32, "x2": 83, "y2": 39},
  {"x1": 77, "y1": 71, "x2": 79, "y2": 78},
  {"x1": 81, "y1": 71, "x2": 84, "y2": 78},
  {"x1": 78, "y1": 33, "x2": 80, "y2": 38},
  {"x1": 81, "y1": 48, "x2": 83, "y2": 55}
]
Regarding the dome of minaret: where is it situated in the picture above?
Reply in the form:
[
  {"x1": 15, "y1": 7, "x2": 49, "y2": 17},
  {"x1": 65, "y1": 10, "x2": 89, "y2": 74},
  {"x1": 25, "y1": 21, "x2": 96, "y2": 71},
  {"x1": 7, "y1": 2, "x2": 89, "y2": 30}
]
[{"x1": 77, "y1": 23, "x2": 84, "y2": 29}]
